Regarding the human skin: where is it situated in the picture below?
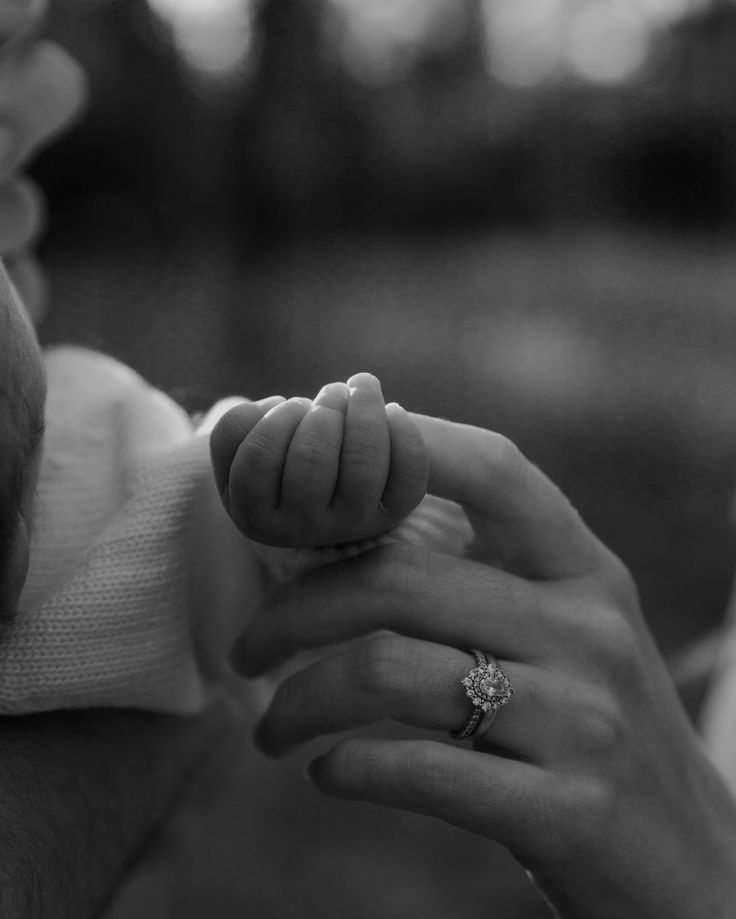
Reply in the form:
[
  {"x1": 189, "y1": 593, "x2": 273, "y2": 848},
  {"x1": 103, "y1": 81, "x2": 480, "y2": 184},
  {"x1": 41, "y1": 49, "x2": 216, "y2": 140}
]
[
  {"x1": 221, "y1": 399, "x2": 736, "y2": 918},
  {"x1": 210, "y1": 373, "x2": 430, "y2": 547}
]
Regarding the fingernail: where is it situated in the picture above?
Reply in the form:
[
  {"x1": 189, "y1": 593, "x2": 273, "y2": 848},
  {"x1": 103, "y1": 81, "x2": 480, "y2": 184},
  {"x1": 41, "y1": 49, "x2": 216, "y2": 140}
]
[
  {"x1": 287, "y1": 396, "x2": 312, "y2": 409},
  {"x1": 346, "y1": 372, "x2": 381, "y2": 393},
  {"x1": 255, "y1": 395, "x2": 285, "y2": 409},
  {"x1": 313, "y1": 381, "x2": 349, "y2": 412},
  {"x1": 305, "y1": 755, "x2": 325, "y2": 784},
  {"x1": 385, "y1": 402, "x2": 406, "y2": 415}
]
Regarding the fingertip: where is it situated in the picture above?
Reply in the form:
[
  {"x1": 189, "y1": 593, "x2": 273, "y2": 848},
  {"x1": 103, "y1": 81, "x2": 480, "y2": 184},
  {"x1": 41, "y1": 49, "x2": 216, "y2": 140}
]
[
  {"x1": 313, "y1": 381, "x2": 349, "y2": 413},
  {"x1": 346, "y1": 372, "x2": 382, "y2": 394}
]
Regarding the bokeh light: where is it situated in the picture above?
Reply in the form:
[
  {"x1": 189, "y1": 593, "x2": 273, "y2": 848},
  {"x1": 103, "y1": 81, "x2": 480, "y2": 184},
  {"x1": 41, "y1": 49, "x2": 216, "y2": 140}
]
[
  {"x1": 481, "y1": 0, "x2": 712, "y2": 88},
  {"x1": 566, "y1": 4, "x2": 649, "y2": 84},
  {"x1": 481, "y1": 0, "x2": 561, "y2": 87},
  {"x1": 326, "y1": 0, "x2": 464, "y2": 85},
  {"x1": 146, "y1": 0, "x2": 255, "y2": 82}
]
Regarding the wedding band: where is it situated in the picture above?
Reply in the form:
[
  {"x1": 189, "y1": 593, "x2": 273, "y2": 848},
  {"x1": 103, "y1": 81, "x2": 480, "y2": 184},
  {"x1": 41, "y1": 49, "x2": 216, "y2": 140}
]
[{"x1": 450, "y1": 649, "x2": 513, "y2": 741}]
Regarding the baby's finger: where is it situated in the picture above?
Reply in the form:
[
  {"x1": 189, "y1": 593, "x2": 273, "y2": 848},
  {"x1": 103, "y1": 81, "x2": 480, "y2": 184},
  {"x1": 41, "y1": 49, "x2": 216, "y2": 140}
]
[
  {"x1": 280, "y1": 381, "x2": 348, "y2": 516},
  {"x1": 381, "y1": 402, "x2": 428, "y2": 518},
  {"x1": 210, "y1": 396, "x2": 286, "y2": 503},
  {"x1": 334, "y1": 373, "x2": 390, "y2": 511},
  {"x1": 307, "y1": 737, "x2": 549, "y2": 860},
  {"x1": 0, "y1": 175, "x2": 43, "y2": 252},
  {"x1": 220, "y1": 398, "x2": 310, "y2": 536},
  {"x1": 0, "y1": 41, "x2": 87, "y2": 180}
]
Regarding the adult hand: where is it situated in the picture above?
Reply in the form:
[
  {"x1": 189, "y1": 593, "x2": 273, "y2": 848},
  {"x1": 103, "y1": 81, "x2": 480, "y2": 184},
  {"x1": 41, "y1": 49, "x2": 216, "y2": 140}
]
[
  {"x1": 234, "y1": 414, "x2": 736, "y2": 919},
  {"x1": 0, "y1": 0, "x2": 87, "y2": 320}
]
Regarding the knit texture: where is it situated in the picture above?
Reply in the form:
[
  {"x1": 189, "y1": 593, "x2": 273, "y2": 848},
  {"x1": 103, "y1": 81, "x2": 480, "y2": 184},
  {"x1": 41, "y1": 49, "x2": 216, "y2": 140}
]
[{"x1": 0, "y1": 347, "x2": 472, "y2": 715}]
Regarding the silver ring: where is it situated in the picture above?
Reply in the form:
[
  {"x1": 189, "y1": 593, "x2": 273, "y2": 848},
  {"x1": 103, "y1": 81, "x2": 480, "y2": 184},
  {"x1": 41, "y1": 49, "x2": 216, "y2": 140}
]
[{"x1": 450, "y1": 649, "x2": 513, "y2": 741}]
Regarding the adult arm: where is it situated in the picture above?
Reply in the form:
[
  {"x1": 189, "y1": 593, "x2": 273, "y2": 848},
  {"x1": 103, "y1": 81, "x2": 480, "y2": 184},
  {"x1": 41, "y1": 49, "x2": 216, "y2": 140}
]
[{"x1": 0, "y1": 703, "x2": 232, "y2": 918}]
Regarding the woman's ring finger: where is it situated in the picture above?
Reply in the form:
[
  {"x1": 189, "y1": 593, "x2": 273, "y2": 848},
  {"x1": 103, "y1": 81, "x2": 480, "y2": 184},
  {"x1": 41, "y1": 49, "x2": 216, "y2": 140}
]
[{"x1": 254, "y1": 634, "x2": 552, "y2": 762}]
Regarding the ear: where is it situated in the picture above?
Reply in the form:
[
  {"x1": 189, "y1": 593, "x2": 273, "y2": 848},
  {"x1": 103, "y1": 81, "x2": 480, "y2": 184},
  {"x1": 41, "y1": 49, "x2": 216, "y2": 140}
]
[{"x1": 0, "y1": 514, "x2": 30, "y2": 622}]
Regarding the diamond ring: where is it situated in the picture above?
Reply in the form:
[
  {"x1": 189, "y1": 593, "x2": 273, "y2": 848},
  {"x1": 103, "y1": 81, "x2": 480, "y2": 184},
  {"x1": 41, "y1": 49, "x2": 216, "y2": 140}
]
[{"x1": 450, "y1": 649, "x2": 513, "y2": 741}]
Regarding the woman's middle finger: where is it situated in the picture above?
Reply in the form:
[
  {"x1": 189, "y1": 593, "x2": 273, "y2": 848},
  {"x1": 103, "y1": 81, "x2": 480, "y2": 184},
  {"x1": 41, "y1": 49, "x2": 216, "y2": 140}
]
[
  {"x1": 236, "y1": 544, "x2": 570, "y2": 678},
  {"x1": 254, "y1": 633, "x2": 556, "y2": 763}
]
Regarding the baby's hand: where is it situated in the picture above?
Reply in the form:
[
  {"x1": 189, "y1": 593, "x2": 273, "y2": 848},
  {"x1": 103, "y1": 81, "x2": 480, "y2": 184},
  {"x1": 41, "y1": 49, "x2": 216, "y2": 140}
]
[{"x1": 210, "y1": 374, "x2": 429, "y2": 547}]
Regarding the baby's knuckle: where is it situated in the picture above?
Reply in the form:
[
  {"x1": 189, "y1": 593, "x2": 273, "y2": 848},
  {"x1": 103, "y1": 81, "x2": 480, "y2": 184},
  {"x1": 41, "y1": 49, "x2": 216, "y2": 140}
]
[
  {"x1": 244, "y1": 431, "x2": 287, "y2": 470},
  {"x1": 341, "y1": 437, "x2": 386, "y2": 472},
  {"x1": 290, "y1": 431, "x2": 336, "y2": 472}
]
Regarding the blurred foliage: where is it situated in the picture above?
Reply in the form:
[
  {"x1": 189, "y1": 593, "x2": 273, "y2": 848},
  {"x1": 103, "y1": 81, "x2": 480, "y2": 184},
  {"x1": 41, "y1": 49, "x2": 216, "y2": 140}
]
[{"x1": 31, "y1": 0, "x2": 736, "y2": 252}]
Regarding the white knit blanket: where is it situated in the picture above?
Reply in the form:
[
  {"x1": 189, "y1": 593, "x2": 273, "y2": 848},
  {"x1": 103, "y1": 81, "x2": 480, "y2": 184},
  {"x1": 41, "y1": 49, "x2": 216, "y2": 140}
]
[{"x1": 0, "y1": 346, "x2": 472, "y2": 715}]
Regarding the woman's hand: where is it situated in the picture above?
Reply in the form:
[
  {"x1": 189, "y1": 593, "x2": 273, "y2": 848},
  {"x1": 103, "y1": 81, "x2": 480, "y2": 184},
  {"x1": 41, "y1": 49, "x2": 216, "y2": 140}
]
[
  {"x1": 232, "y1": 415, "x2": 736, "y2": 919},
  {"x1": 0, "y1": 0, "x2": 87, "y2": 320}
]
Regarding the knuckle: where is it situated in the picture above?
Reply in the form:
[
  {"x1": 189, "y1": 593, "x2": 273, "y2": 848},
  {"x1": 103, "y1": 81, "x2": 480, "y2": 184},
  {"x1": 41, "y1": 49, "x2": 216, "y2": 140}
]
[
  {"x1": 593, "y1": 606, "x2": 642, "y2": 679},
  {"x1": 575, "y1": 689, "x2": 625, "y2": 758},
  {"x1": 482, "y1": 432, "x2": 523, "y2": 479},
  {"x1": 290, "y1": 430, "x2": 337, "y2": 473},
  {"x1": 603, "y1": 554, "x2": 641, "y2": 611},
  {"x1": 354, "y1": 635, "x2": 413, "y2": 696},
  {"x1": 243, "y1": 429, "x2": 287, "y2": 471},
  {"x1": 469, "y1": 431, "x2": 526, "y2": 498},
  {"x1": 340, "y1": 436, "x2": 386, "y2": 473}
]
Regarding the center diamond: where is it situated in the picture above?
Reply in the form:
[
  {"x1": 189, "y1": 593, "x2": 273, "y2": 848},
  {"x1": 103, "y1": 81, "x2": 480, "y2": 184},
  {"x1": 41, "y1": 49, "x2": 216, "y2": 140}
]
[
  {"x1": 480, "y1": 675, "x2": 501, "y2": 696},
  {"x1": 461, "y1": 660, "x2": 513, "y2": 712}
]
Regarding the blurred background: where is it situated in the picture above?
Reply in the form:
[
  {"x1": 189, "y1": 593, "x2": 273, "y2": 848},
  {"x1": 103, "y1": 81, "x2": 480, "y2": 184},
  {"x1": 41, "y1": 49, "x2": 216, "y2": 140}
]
[{"x1": 29, "y1": 1, "x2": 736, "y2": 915}]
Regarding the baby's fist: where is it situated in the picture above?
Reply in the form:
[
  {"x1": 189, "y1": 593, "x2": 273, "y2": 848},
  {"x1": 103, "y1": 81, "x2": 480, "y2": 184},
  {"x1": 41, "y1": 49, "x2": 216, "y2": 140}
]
[{"x1": 210, "y1": 374, "x2": 429, "y2": 547}]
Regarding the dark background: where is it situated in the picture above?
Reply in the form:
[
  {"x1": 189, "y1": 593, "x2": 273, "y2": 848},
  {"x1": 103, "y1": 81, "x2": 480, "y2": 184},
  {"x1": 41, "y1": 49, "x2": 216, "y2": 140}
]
[{"x1": 29, "y1": 2, "x2": 736, "y2": 915}]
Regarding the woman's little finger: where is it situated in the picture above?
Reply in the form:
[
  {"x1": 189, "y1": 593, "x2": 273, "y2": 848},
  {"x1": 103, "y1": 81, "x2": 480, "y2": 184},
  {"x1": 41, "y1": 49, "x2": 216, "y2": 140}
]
[{"x1": 307, "y1": 737, "x2": 550, "y2": 860}]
